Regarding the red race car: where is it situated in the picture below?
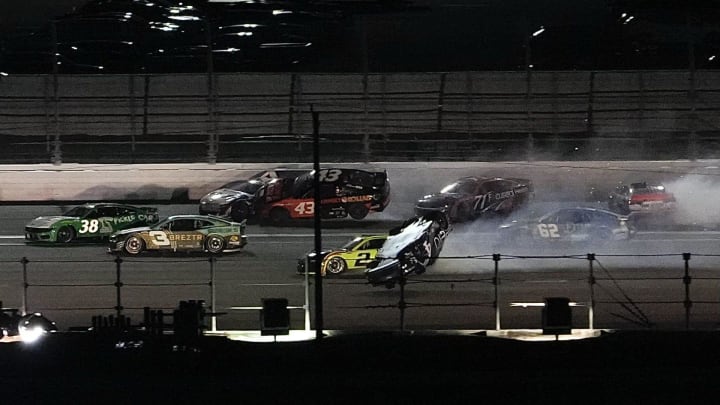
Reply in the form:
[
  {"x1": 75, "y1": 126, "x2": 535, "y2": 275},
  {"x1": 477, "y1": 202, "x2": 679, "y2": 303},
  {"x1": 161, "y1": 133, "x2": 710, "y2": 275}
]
[
  {"x1": 258, "y1": 168, "x2": 391, "y2": 223},
  {"x1": 608, "y1": 182, "x2": 677, "y2": 215}
]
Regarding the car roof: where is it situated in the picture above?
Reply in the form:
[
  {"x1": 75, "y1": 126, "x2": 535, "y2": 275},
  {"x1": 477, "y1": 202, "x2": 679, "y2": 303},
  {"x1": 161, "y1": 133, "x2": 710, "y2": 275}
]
[
  {"x1": 79, "y1": 202, "x2": 133, "y2": 208},
  {"x1": 164, "y1": 214, "x2": 231, "y2": 222},
  {"x1": 557, "y1": 207, "x2": 625, "y2": 216}
]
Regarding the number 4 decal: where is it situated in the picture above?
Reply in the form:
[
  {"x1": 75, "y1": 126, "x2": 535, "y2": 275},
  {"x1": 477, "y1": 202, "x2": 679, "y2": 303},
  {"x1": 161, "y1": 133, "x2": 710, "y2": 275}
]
[{"x1": 537, "y1": 223, "x2": 560, "y2": 238}]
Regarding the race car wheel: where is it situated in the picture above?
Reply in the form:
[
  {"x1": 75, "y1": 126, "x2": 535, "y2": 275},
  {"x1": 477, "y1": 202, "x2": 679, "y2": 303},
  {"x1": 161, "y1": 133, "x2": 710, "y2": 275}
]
[
  {"x1": 206, "y1": 235, "x2": 225, "y2": 254},
  {"x1": 456, "y1": 203, "x2": 473, "y2": 222},
  {"x1": 348, "y1": 203, "x2": 369, "y2": 220},
  {"x1": 124, "y1": 235, "x2": 145, "y2": 255},
  {"x1": 325, "y1": 257, "x2": 347, "y2": 275},
  {"x1": 56, "y1": 226, "x2": 75, "y2": 243},
  {"x1": 591, "y1": 228, "x2": 613, "y2": 244},
  {"x1": 230, "y1": 204, "x2": 250, "y2": 222},
  {"x1": 269, "y1": 208, "x2": 290, "y2": 224}
]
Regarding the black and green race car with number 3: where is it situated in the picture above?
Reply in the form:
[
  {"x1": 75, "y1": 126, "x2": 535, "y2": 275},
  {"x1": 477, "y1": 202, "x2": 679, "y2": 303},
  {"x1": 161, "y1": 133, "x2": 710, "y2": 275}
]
[
  {"x1": 108, "y1": 214, "x2": 247, "y2": 255},
  {"x1": 25, "y1": 203, "x2": 159, "y2": 243}
]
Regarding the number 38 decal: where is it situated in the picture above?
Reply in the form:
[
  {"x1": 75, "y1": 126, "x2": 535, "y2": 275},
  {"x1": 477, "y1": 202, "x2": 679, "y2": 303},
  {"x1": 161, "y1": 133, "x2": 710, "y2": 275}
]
[{"x1": 537, "y1": 223, "x2": 560, "y2": 238}]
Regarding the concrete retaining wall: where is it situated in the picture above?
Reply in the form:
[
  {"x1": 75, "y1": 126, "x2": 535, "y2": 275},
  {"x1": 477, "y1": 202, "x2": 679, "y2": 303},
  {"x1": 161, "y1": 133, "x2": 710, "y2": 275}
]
[{"x1": 3, "y1": 161, "x2": 718, "y2": 204}]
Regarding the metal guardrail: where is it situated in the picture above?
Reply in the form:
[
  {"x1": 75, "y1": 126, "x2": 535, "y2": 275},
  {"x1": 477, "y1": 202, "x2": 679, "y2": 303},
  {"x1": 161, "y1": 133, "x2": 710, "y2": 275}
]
[
  {"x1": 1, "y1": 70, "x2": 719, "y2": 164},
  {"x1": 3, "y1": 252, "x2": 720, "y2": 332}
]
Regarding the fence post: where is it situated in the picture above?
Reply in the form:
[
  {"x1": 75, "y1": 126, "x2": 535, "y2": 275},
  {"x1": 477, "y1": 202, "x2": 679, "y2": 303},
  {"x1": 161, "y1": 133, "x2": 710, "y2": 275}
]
[
  {"x1": 21, "y1": 257, "x2": 29, "y2": 315},
  {"x1": 398, "y1": 273, "x2": 407, "y2": 333},
  {"x1": 493, "y1": 254, "x2": 501, "y2": 330},
  {"x1": 586, "y1": 253, "x2": 596, "y2": 330},
  {"x1": 114, "y1": 256, "x2": 124, "y2": 318},
  {"x1": 209, "y1": 255, "x2": 217, "y2": 332},
  {"x1": 683, "y1": 253, "x2": 692, "y2": 329}
]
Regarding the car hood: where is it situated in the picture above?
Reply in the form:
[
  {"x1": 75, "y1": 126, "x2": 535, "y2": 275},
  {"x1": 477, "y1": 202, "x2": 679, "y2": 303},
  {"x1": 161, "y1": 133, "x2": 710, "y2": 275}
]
[
  {"x1": 201, "y1": 188, "x2": 254, "y2": 203},
  {"x1": 26, "y1": 216, "x2": 76, "y2": 228},
  {"x1": 111, "y1": 226, "x2": 152, "y2": 238},
  {"x1": 415, "y1": 193, "x2": 461, "y2": 209}
]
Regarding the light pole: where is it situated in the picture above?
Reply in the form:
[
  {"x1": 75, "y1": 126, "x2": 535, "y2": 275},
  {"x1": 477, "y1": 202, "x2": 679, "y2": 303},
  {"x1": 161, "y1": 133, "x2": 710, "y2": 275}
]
[{"x1": 524, "y1": 26, "x2": 544, "y2": 161}]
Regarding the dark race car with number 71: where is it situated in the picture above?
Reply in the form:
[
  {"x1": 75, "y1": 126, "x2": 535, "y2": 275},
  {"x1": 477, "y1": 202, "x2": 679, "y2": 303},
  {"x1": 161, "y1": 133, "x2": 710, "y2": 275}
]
[
  {"x1": 108, "y1": 215, "x2": 247, "y2": 255},
  {"x1": 414, "y1": 176, "x2": 533, "y2": 223},
  {"x1": 25, "y1": 202, "x2": 159, "y2": 244}
]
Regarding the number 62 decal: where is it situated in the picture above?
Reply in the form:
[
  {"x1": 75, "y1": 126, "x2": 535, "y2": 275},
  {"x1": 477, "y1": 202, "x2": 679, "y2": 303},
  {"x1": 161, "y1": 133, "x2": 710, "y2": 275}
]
[{"x1": 537, "y1": 223, "x2": 560, "y2": 238}]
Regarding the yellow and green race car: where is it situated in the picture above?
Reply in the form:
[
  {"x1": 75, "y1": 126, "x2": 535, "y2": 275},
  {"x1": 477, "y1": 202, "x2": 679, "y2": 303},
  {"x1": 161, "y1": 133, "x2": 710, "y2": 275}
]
[{"x1": 297, "y1": 234, "x2": 387, "y2": 276}]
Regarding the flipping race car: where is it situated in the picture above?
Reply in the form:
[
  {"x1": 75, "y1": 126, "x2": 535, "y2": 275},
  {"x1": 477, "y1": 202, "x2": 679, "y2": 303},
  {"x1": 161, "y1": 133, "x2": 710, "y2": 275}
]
[
  {"x1": 415, "y1": 176, "x2": 533, "y2": 223},
  {"x1": 297, "y1": 234, "x2": 388, "y2": 276},
  {"x1": 108, "y1": 215, "x2": 247, "y2": 255},
  {"x1": 199, "y1": 168, "x2": 310, "y2": 222},
  {"x1": 497, "y1": 207, "x2": 635, "y2": 246},
  {"x1": 608, "y1": 182, "x2": 677, "y2": 215},
  {"x1": 259, "y1": 168, "x2": 391, "y2": 223},
  {"x1": 365, "y1": 212, "x2": 451, "y2": 288},
  {"x1": 25, "y1": 203, "x2": 159, "y2": 243}
]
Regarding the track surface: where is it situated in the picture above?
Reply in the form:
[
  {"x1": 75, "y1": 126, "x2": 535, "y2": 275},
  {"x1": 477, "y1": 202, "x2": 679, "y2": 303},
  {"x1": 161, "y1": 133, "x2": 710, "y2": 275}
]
[{"x1": 2, "y1": 204, "x2": 720, "y2": 332}]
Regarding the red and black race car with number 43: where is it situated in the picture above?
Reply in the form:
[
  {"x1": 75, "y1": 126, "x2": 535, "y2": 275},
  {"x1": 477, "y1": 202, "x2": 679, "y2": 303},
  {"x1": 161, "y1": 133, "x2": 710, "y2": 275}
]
[{"x1": 258, "y1": 168, "x2": 391, "y2": 223}]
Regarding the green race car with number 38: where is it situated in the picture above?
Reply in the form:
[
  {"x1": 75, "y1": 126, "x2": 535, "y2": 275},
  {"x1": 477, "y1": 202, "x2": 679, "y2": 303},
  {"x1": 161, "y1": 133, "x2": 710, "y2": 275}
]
[{"x1": 25, "y1": 203, "x2": 159, "y2": 244}]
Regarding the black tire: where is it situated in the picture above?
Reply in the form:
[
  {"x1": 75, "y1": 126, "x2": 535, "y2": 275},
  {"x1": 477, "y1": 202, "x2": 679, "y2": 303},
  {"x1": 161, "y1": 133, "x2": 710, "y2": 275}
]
[
  {"x1": 269, "y1": 207, "x2": 290, "y2": 224},
  {"x1": 325, "y1": 256, "x2": 347, "y2": 275},
  {"x1": 56, "y1": 226, "x2": 75, "y2": 243},
  {"x1": 123, "y1": 235, "x2": 145, "y2": 255},
  {"x1": 456, "y1": 203, "x2": 472, "y2": 222},
  {"x1": 206, "y1": 234, "x2": 225, "y2": 254},
  {"x1": 348, "y1": 203, "x2": 369, "y2": 220},
  {"x1": 427, "y1": 235, "x2": 443, "y2": 265},
  {"x1": 230, "y1": 203, "x2": 250, "y2": 222},
  {"x1": 591, "y1": 228, "x2": 614, "y2": 245}
]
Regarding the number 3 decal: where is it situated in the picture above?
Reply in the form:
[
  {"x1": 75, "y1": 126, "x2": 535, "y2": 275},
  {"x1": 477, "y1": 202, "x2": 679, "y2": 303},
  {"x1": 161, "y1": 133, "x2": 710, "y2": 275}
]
[
  {"x1": 537, "y1": 223, "x2": 560, "y2": 238},
  {"x1": 148, "y1": 231, "x2": 170, "y2": 246}
]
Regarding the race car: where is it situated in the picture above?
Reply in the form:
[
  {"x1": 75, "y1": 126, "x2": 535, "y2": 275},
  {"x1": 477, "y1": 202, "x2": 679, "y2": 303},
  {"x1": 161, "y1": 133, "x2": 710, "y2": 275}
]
[
  {"x1": 608, "y1": 182, "x2": 677, "y2": 215},
  {"x1": 108, "y1": 215, "x2": 247, "y2": 255},
  {"x1": 297, "y1": 234, "x2": 388, "y2": 276},
  {"x1": 199, "y1": 168, "x2": 311, "y2": 222},
  {"x1": 259, "y1": 168, "x2": 391, "y2": 223},
  {"x1": 365, "y1": 212, "x2": 451, "y2": 288},
  {"x1": 0, "y1": 308, "x2": 57, "y2": 343},
  {"x1": 497, "y1": 207, "x2": 635, "y2": 246},
  {"x1": 415, "y1": 176, "x2": 533, "y2": 223},
  {"x1": 25, "y1": 203, "x2": 159, "y2": 243}
]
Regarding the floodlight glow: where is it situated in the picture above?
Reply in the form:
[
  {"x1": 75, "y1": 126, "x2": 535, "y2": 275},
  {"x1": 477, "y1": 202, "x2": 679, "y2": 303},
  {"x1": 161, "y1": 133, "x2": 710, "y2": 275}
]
[{"x1": 18, "y1": 326, "x2": 45, "y2": 344}]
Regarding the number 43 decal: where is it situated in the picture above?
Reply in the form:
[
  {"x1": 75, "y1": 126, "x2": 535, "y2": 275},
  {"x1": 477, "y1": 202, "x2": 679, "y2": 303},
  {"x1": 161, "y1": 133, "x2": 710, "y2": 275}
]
[
  {"x1": 537, "y1": 223, "x2": 560, "y2": 238},
  {"x1": 294, "y1": 201, "x2": 315, "y2": 215}
]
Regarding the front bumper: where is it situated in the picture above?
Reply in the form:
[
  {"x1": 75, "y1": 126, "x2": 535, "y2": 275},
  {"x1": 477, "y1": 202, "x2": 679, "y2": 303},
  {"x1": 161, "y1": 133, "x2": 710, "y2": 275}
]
[{"x1": 25, "y1": 228, "x2": 54, "y2": 242}]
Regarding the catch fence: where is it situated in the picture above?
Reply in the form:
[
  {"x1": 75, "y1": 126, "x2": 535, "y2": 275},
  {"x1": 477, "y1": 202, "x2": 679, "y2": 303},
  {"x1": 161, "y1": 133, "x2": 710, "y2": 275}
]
[
  {"x1": 1, "y1": 252, "x2": 720, "y2": 332},
  {"x1": 1, "y1": 70, "x2": 719, "y2": 164}
]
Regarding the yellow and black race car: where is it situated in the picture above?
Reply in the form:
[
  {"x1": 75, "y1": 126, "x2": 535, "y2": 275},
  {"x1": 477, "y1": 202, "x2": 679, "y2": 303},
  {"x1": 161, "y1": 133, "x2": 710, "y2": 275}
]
[{"x1": 297, "y1": 234, "x2": 387, "y2": 276}]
